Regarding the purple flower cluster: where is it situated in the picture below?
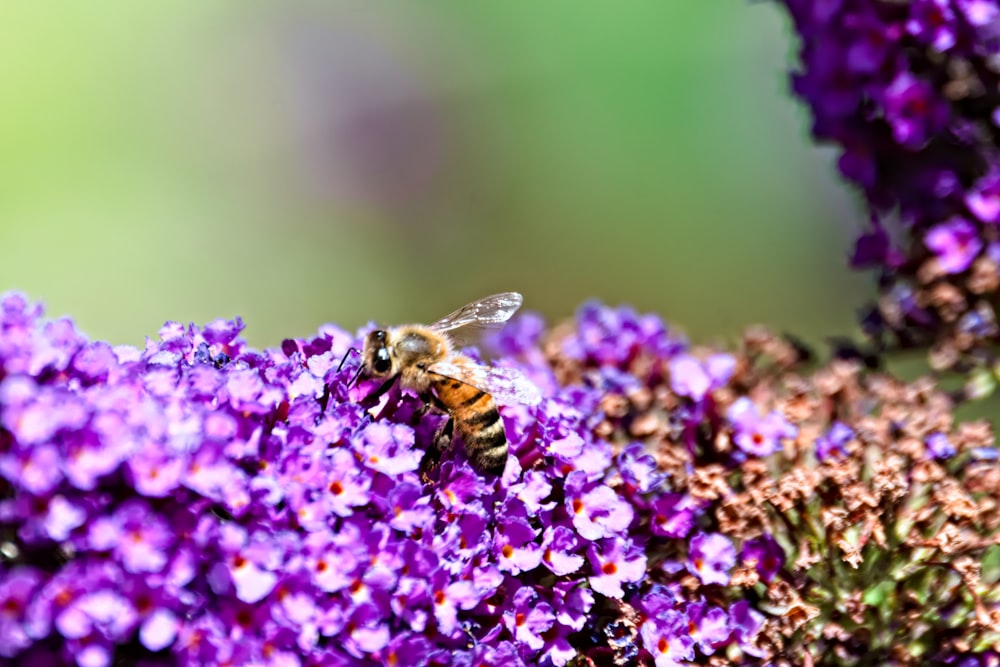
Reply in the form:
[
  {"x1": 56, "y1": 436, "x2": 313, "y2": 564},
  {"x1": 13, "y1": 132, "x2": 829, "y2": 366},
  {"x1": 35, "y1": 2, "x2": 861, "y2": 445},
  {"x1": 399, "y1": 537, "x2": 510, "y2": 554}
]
[
  {"x1": 774, "y1": 0, "x2": 1000, "y2": 373},
  {"x1": 0, "y1": 295, "x2": 785, "y2": 666}
]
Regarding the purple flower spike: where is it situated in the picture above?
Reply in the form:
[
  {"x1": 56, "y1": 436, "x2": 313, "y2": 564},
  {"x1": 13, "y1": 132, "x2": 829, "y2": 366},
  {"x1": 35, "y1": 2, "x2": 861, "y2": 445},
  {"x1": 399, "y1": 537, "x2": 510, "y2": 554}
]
[
  {"x1": 5, "y1": 295, "x2": 940, "y2": 662},
  {"x1": 925, "y1": 218, "x2": 983, "y2": 274},
  {"x1": 687, "y1": 532, "x2": 736, "y2": 586}
]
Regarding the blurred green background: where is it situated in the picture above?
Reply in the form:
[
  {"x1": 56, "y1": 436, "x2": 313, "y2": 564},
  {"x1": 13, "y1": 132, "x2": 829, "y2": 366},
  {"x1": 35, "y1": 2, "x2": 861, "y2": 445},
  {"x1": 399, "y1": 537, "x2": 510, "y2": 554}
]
[{"x1": 0, "y1": 0, "x2": 869, "y2": 348}]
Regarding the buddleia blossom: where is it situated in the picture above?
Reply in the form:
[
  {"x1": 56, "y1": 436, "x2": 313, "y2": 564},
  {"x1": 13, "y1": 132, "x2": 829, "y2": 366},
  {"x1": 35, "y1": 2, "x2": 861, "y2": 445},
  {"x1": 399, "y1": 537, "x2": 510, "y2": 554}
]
[
  {"x1": 772, "y1": 0, "x2": 1000, "y2": 382},
  {"x1": 1, "y1": 294, "x2": 998, "y2": 666}
]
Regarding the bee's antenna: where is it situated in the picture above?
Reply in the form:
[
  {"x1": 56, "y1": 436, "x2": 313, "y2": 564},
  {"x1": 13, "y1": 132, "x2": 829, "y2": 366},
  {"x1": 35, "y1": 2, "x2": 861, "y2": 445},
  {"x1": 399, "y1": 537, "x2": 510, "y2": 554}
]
[
  {"x1": 337, "y1": 347, "x2": 360, "y2": 372},
  {"x1": 347, "y1": 364, "x2": 364, "y2": 389}
]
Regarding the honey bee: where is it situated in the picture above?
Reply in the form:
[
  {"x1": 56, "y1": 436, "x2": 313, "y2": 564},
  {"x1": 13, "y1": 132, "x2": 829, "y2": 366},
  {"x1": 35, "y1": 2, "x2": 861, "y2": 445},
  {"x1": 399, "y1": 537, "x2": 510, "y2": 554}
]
[{"x1": 358, "y1": 292, "x2": 541, "y2": 475}]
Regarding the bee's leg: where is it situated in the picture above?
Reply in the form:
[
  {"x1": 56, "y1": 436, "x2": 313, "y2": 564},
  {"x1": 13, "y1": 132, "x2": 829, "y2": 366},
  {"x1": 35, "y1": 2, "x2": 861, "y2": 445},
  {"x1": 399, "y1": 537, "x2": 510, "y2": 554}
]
[
  {"x1": 432, "y1": 416, "x2": 454, "y2": 453},
  {"x1": 420, "y1": 416, "x2": 454, "y2": 480},
  {"x1": 415, "y1": 392, "x2": 448, "y2": 419}
]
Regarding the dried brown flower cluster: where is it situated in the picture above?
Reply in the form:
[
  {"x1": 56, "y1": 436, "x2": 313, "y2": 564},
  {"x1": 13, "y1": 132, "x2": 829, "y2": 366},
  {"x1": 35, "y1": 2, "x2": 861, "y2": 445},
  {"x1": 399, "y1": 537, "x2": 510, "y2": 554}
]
[{"x1": 545, "y1": 323, "x2": 1000, "y2": 666}]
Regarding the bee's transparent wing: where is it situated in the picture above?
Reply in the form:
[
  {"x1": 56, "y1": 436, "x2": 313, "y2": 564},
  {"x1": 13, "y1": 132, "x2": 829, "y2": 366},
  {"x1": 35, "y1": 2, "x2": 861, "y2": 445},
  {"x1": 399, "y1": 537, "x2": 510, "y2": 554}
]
[
  {"x1": 428, "y1": 360, "x2": 542, "y2": 406},
  {"x1": 428, "y1": 292, "x2": 523, "y2": 334}
]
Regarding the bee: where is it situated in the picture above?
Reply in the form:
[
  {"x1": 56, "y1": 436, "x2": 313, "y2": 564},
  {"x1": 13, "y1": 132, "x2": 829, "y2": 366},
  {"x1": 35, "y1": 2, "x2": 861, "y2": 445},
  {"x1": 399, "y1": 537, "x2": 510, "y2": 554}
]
[{"x1": 358, "y1": 292, "x2": 541, "y2": 475}]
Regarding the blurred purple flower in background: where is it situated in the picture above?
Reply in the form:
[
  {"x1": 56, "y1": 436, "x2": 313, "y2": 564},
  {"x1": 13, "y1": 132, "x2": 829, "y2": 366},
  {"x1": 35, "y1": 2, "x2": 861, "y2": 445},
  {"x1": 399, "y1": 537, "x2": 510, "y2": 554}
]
[{"x1": 775, "y1": 0, "x2": 1000, "y2": 377}]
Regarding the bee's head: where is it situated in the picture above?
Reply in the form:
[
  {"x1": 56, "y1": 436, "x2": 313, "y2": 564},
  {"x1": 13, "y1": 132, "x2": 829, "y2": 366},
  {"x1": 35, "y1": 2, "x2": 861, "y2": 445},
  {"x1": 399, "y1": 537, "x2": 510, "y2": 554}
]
[{"x1": 362, "y1": 329, "x2": 395, "y2": 377}]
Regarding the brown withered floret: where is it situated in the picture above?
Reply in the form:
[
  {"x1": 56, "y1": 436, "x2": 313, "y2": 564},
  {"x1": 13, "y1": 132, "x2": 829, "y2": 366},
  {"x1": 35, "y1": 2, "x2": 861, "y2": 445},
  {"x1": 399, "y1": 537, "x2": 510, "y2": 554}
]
[
  {"x1": 740, "y1": 459, "x2": 777, "y2": 505},
  {"x1": 772, "y1": 468, "x2": 820, "y2": 513},
  {"x1": 872, "y1": 457, "x2": 908, "y2": 503},
  {"x1": 917, "y1": 256, "x2": 947, "y2": 284},
  {"x1": 688, "y1": 464, "x2": 731, "y2": 502},
  {"x1": 811, "y1": 360, "x2": 859, "y2": 401},
  {"x1": 964, "y1": 461, "x2": 1000, "y2": 495},
  {"x1": 780, "y1": 376, "x2": 819, "y2": 426},
  {"x1": 650, "y1": 439, "x2": 690, "y2": 482},
  {"x1": 842, "y1": 591, "x2": 867, "y2": 625},
  {"x1": 954, "y1": 420, "x2": 994, "y2": 450},
  {"x1": 820, "y1": 456, "x2": 862, "y2": 489},
  {"x1": 910, "y1": 457, "x2": 947, "y2": 484},
  {"x1": 716, "y1": 492, "x2": 768, "y2": 539},
  {"x1": 793, "y1": 538, "x2": 820, "y2": 572},
  {"x1": 541, "y1": 321, "x2": 582, "y2": 387},
  {"x1": 628, "y1": 412, "x2": 661, "y2": 439},
  {"x1": 909, "y1": 522, "x2": 981, "y2": 555},
  {"x1": 967, "y1": 256, "x2": 1000, "y2": 293},
  {"x1": 599, "y1": 393, "x2": 629, "y2": 420},
  {"x1": 933, "y1": 479, "x2": 981, "y2": 521},
  {"x1": 766, "y1": 579, "x2": 798, "y2": 608},
  {"x1": 929, "y1": 340, "x2": 962, "y2": 371},
  {"x1": 835, "y1": 537, "x2": 864, "y2": 568},
  {"x1": 851, "y1": 415, "x2": 889, "y2": 450},
  {"x1": 841, "y1": 482, "x2": 879, "y2": 514},
  {"x1": 782, "y1": 601, "x2": 821, "y2": 635},
  {"x1": 730, "y1": 563, "x2": 761, "y2": 588},
  {"x1": 928, "y1": 282, "x2": 968, "y2": 323},
  {"x1": 624, "y1": 386, "x2": 653, "y2": 412},
  {"x1": 821, "y1": 506, "x2": 849, "y2": 533}
]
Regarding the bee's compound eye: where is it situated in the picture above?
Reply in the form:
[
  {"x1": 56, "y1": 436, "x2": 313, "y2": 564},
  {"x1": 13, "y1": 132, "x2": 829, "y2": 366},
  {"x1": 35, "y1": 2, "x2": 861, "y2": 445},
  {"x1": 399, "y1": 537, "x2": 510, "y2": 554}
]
[{"x1": 373, "y1": 349, "x2": 392, "y2": 374}]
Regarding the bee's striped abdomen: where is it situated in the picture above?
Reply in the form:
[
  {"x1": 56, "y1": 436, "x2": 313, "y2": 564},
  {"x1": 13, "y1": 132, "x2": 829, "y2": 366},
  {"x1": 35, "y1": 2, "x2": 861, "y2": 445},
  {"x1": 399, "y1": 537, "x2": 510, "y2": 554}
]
[{"x1": 433, "y1": 377, "x2": 508, "y2": 475}]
